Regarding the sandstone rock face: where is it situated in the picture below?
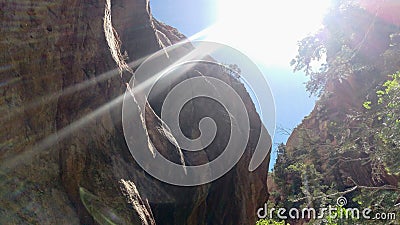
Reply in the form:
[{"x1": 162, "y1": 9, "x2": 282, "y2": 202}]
[{"x1": 1, "y1": 0, "x2": 270, "y2": 224}]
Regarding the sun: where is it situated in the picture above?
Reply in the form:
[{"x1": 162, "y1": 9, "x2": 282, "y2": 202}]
[{"x1": 196, "y1": 0, "x2": 331, "y2": 67}]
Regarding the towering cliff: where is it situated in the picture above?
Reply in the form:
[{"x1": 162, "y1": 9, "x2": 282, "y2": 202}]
[{"x1": 0, "y1": 0, "x2": 271, "y2": 224}]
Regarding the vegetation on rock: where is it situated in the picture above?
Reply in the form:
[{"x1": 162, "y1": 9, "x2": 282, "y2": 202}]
[{"x1": 269, "y1": 0, "x2": 400, "y2": 224}]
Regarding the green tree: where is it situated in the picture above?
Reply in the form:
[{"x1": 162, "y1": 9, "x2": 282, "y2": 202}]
[{"x1": 273, "y1": 1, "x2": 400, "y2": 224}]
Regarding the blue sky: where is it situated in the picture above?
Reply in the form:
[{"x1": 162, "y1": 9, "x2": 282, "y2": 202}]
[
  {"x1": 150, "y1": 0, "x2": 323, "y2": 170},
  {"x1": 150, "y1": 0, "x2": 217, "y2": 37}
]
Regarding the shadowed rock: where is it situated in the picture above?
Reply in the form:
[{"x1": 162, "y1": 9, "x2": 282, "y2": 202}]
[{"x1": 0, "y1": 0, "x2": 271, "y2": 224}]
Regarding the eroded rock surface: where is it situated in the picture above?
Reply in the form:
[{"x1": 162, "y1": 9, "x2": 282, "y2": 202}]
[{"x1": 0, "y1": 0, "x2": 271, "y2": 224}]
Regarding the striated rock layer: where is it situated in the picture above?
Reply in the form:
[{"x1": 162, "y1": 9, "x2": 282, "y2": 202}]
[{"x1": 0, "y1": 0, "x2": 271, "y2": 224}]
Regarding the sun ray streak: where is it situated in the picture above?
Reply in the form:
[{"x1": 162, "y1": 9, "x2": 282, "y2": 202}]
[
  {"x1": 2, "y1": 11, "x2": 223, "y2": 173},
  {"x1": 0, "y1": 57, "x2": 147, "y2": 122},
  {"x1": 1, "y1": 94, "x2": 124, "y2": 171},
  {"x1": 0, "y1": 52, "x2": 200, "y2": 171}
]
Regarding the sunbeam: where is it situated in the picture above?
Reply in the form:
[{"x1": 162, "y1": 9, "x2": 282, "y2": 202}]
[
  {"x1": 0, "y1": 56, "x2": 148, "y2": 122},
  {"x1": 1, "y1": 93, "x2": 124, "y2": 171},
  {"x1": 0, "y1": 45, "x2": 207, "y2": 171}
]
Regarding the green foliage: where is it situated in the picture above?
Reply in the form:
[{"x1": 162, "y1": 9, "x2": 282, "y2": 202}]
[
  {"x1": 362, "y1": 101, "x2": 371, "y2": 109},
  {"x1": 323, "y1": 206, "x2": 358, "y2": 225},
  {"x1": 352, "y1": 189, "x2": 399, "y2": 221},
  {"x1": 358, "y1": 71, "x2": 400, "y2": 175},
  {"x1": 273, "y1": 73, "x2": 400, "y2": 223},
  {"x1": 291, "y1": 1, "x2": 395, "y2": 96},
  {"x1": 273, "y1": 1, "x2": 400, "y2": 224}
]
